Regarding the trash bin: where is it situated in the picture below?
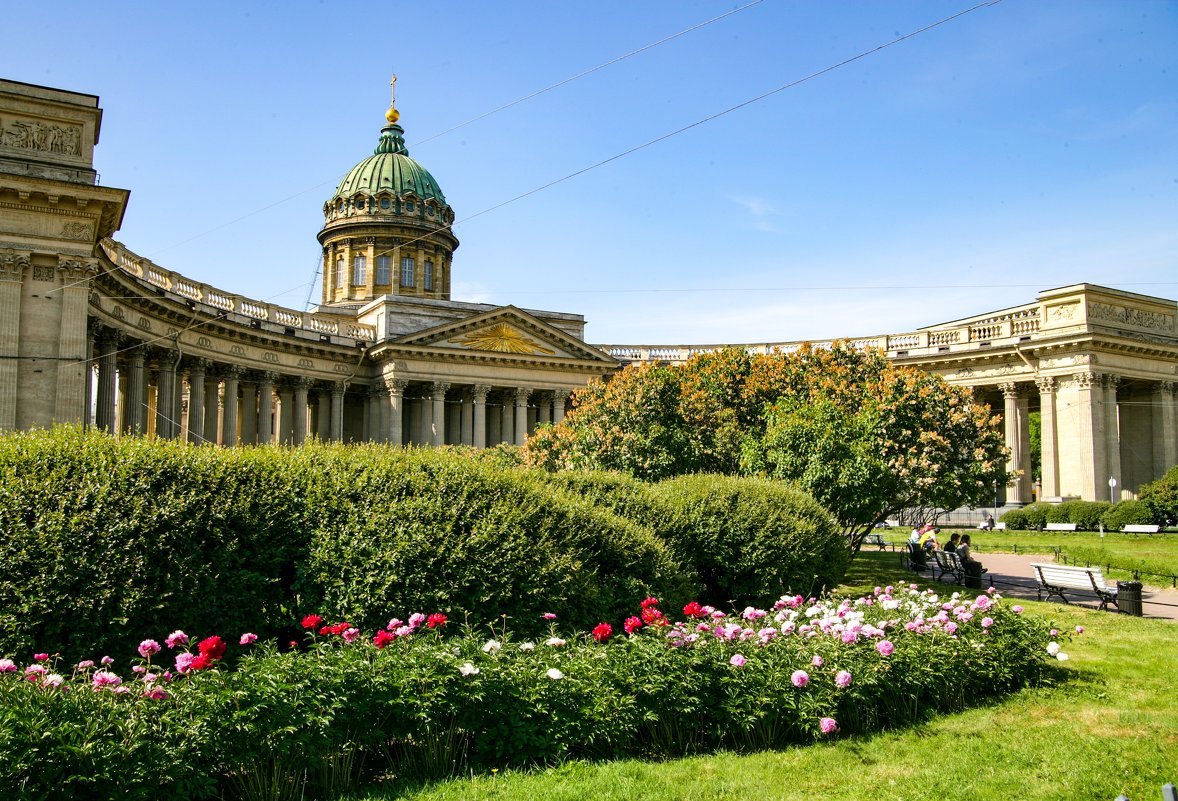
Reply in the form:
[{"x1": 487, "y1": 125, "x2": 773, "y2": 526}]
[
  {"x1": 964, "y1": 561, "x2": 984, "y2": 590},
  {"x1": 1117, "y1": 580, "x2": 1143, "y2": 616}
]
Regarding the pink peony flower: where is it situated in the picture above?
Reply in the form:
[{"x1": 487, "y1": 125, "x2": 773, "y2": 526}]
[
  {"x1": 386, "y1": 618, "x2": 403, "y2": 631},
  {"x1": 239, "y1": 633, "x2": 258, "y2": 645},
  {"x1": 76, "y1": 660, "x2": 94, "y2": 670},
  {"x1": 981, "y1": 618, "x2": 994, "y2": 628},
  {"x1": 592, "y1": 623, "x2": 613, "y2": 642},
  {"x1": 791, "y1": 670, "x2": 809, "y2": 688},
  {"x1": 143, "y1": 687, "x2": 170, "y2": 700},
  {"x1": 408, "y1": 613, "x2": 426, "y2": 629},
  {"x1": 33, "y1": 653, "x2": 48, "y2": 662},
  {"x1": 819, "y1": 716, "x2": 838, "y2": 734},
  {"x1": 132, "y1": 665, "x2": 146, "y2": 674},
  {"x1": 835, "y1": 670, "x2": 852, "y2": 688},
  {"x1": 165, "y1": 630, "x2": 188, "y2": 649},
  {"x1": 175, "y1": 653, "x2": 195, "y2": 674},
  {"x1": 1050, "y1": 629, "x2": 1059, "y2": 637},
  {"x1": 100, "y1": 656, "x2": 113, "y2": 666},
  {"x1": 342, "y1": 628, "x2": 360, "y2": 644},
  {"x1": 811, "y1": 655, "x2": 824, "y2": 667},
  {"x1": 729, "y1": 654, "x2": 746, "y2": 667},
  {"x1": 542, "y1": 612, "x2": 557, "y2": 620},
  {"x1": 42, "y1": 673, "x2": 64, "y2": 689},
  {"x1": 25, "y1": 664, "x2": 47, "y2": 678},
  {"x1": 91, "y1": 670, "x2": 121, "y2": 689},
  {"x1": 876, "y1": 640, "x2": 895, "y2": 657},
  {"x1": 1011, "y1": 605, "x2": 1024, "y2": 614},
  {"x1": 1075, "y1": 626, "x2": 1085, "y2": 634},
  {"x1": 138, "y1": 640, "x2": 161, "y2": 659},
  {"x1": 0, "y1": 659, "x2": 16, "y2": 673}
]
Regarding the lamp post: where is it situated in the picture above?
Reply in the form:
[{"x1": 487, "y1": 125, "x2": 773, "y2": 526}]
[
  {"x1": 993, "y1": 480, "x2": 999, "y2": 523},
  {"x1": 1108, "y1": 477, "x2": 1117, "y2": 504}
]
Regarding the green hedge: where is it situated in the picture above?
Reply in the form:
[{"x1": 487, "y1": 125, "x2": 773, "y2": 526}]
[
  {"x1": 1100, "y1": 500, "x2": 1156, "y2": 531},
  {"x1": 297, "y1": 447, "x2": 686, "y2": 635},
  {"x1": 1001, "y1": 500, "x2": 1141, "y2": 531},
  {"x1": 536, "y1": 470, "x2": 848, "y2": 608},
  {"x1": 0, "y1": 429, "x2": 683, "y2": 659},
  {"x1": 1141, "y1": 464, "x2": 1178, "y2": 526}
]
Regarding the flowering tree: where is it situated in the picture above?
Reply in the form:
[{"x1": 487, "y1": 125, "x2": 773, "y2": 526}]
[{"x1": 524, "y1": 344, "x2": 1008, "y2": 551}]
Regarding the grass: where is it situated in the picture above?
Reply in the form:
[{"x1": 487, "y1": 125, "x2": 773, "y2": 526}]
[{"x1": 343, "y1": 555, "x2": 1178, "y2": 801}]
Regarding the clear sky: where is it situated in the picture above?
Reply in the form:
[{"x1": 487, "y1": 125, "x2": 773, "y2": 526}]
[{"x1": 6, "y1": 1, "x2": 1176, "y2": 344}]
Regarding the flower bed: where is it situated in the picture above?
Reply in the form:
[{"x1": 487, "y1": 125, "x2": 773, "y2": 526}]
[{"x1": 0, "y1": 588, "x2": 1068, "y2": 800}]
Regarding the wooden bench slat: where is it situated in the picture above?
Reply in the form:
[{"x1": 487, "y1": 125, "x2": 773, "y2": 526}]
[{"x1": 1030, "y1": 562, "x2": 1118, "y2": 611}]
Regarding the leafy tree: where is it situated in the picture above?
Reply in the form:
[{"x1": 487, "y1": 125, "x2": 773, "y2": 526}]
[{"x1": 525, "y1": 344, "x2": 1009, "y2": 551}]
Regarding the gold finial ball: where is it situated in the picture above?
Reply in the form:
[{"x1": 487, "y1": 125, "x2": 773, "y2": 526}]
[{"x1": 385, "y1": 107, "x2": 400, "y2": 124}]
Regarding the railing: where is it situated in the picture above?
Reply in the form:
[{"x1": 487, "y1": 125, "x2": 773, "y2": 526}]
[{"x1": 100, "y1": 239, "x2": 376, "y2": 342}]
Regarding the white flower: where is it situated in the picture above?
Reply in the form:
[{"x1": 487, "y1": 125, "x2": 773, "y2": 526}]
[
  {"x1": 458, "y1": 662, "x2": 480, "y2": 676},
  {"x1": 1056, "y1": 652, "x2": 1070, "y2": 662},
  {"x1": 1046, "y1": 642, "x2": 1061, "y2": 656},
  {"x1": 519, "y1": 642, "x2": 535, "y2": 652},
  {"x1": 545, "y1": 637, "x2": 566, "y2": 648},
  {"x1": 545, "y1": 668, "x2": 564, "y2": 680},
  {"x1": 482, "y1": 640, "x2": 501, "y2": 654}
]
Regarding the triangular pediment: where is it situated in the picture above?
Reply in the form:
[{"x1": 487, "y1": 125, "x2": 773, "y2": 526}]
[{"x1": 386, "y1": 306, "x2": 615, "y2": 363}]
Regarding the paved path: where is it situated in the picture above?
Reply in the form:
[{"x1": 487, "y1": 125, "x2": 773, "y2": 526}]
[{"x1": 929, "y1": 551, "x2": 1178, "y2": 622}]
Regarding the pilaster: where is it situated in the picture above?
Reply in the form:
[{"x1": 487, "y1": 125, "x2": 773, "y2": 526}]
[
  {"x1": 1036, "y1": 377, "x2": 1059, "y2": 498},
  {"x1": 472, "y1": 384, "x2": 489, "y2": 449},
  {"x1": 0, "y1": 249, "x2": 30, "y2": 430},
  {"x1": 431, "y1": 381, "x2": 450, "y2": 447}
]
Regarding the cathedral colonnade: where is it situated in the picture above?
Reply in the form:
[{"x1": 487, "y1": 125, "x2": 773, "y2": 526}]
[{"x1": 85, "y1": 322, "x2": 569, "y2": 447}]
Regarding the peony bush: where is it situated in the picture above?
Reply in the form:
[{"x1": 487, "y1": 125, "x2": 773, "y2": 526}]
[{"x1": 0, "y1": 588, "x2": 1067, "y2": 800}]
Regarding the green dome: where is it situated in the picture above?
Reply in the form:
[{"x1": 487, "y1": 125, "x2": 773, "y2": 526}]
[{"x1": 331, "y1": 123, "x2": 447, "y2": 205}]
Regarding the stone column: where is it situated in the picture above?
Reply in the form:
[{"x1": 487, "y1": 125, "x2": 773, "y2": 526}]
[
  {"x1": 94, "y1": 328, "x2": 120, "y2": 434},
  {"x1": 553, "y1": 390, "x2": 568, "y2": 424},
  {"x1": 369, "y1": 387, "x2": 386, "y2": 443},
  {"x1": 277, "y1": 384, "x2": 294, "y2": 445},
  {"x1": 1000, "y1": 382, "x2": 1031, "y2": 504},
  {"x1": 125, "y1": 345, "x2": 147, "y2": 436},
  {"x1": 204, "y1": 371, "x2": 221, "y2": 446},
  {"x1": 538, "y1": 392, "x2": 552, "y2": 426},
  {"x1": 1061, "y1": 372, "x2": 1107, "y2": 501},
  {"x1": 460, "y1": 388, "x2": 474, "y2": 446},
  {"x1": 385, "y1": 378, "x2": 407, "y2": 446},
  {"x1": 1104, "y1": 374, "x2": 1121, "y2": 500},
  {"x1": 431, "y1": 381, "x2": 450, "y2": 447},
  {"x1": 221, "y1": 366, "x2": 242, "y2": 446},
  {"x1": 0, "y1": 251, "x2": 30, "y2": 430},
  {"x1": 291, "y1": 378, "x2": 310, "y2": 446},
  {"x1": 84, "y1": 325, "x2": 96, "y2": 430},
  {"x1": 316, "y1": 389, "x2": 331, "y2": 441},
  {"x1": 472, "y1": 385, "x2": 489, "y2": 449},
  {"x1": 240, "y1": 380, "x2": 258, "y2": 445},
  {"x1": 55, "y1": 258, "x2": 94, "y2": 425},
  {"x1": 154, "y1": 350, "x2": 180, "y2": 439},
  {"x1": 1155, "y1": 381, "x2": 1178, "y2": 478},
  {"x1": 1036, "y1": 377, "x2": 1059, "y2": 499},
  {"x1": 257, "y1": 373, "x2": 275, "y2": 445},
  {"x1": 514, "y1": 387, "x2": 531, "y2": 446},
  {"x1": 330, "y1": 382, "x2": 345, "y2": 442},
  {"x1": 498, "y1": 392, "x2": 512, "y2": 445}
]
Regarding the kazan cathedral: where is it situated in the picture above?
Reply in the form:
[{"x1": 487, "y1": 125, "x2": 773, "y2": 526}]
[
  {"x1": 2, "y1": 77, "x2": 1177, "y2": 504},
  {"x1": 0, "y1": 77, "x2": 617, "y2": 448}
]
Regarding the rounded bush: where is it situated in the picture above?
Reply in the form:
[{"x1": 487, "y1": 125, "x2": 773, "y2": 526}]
[
  {"x1": 1022, "y1": 503, "x2": 1049, "y2": 530},
  {"x1": 1100, "y1": 500, "x2": 1155, "y2": 531},
  {"x1": 1050, "y1": 500, "x2": 1110, "y2": 530},
  {"x1": 1141, "y1": 465, "x2": 1178, "y2": 526},
  {"x1": 999, "y1": 507, "x2": 1029, "y2": 530}
]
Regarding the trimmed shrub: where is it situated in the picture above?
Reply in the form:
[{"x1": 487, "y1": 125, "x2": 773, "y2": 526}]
[
  {"x1": 1023, "y1": 503, "x2": 1049, "y2": 530},
  {"x1": 1141, "y1": 464, "x2": 1178, "y2": 526},
  {"x1": 295, "y1": 446, "x2": 687, "y2": 636},
  {"x1": 1050, "y1": 500, "x2": 1111, "y2": 530},
  {"x1": 534, "y1": 470, "x2": 849, "y2": 608},
  {"x1": 1100, "y1": 500, "x2": 1156, "y2": 531},
  {"x1": 0, "y1": 428, "x2": 306, "y2": 662},
  {"x1": 999, "y1": 507, "x2": 1030, "y2": 530}
]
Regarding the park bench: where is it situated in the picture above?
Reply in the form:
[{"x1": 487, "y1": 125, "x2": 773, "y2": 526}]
[
  {"x1": 1122, "y1": 524, "x2": 1161, "y2": 534},
  {"x1": 932, "y1": 550, "x2": 965, "y2": 584},
  {"x1": 1045, "y1": 522, "x2": 1078, "y2": 532},
  {"x1": 902, "y1": 542, "x2": 934, "y2": 576},
  {"x1": 1030, "y1": 563, "x2": 1119, "y2": 611},
  {"x1": 863, "y1": 533, "x2": 889, "y2": 551}
]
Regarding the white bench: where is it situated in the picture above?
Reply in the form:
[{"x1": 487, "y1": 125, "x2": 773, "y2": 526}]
[
  {"x1": 863, "y1": 532, "x2": 889, "y2": 551},
  {"x1": 995, "y1": 522, "x2": 1006, "y2": 530},
  {"x1": 1045, "y1": 523, "x2": 1078, "y2": 532},
  {"x1": 1122, "y1": 524, "x2": 1161, "y2": 534},
  {"x1": 1030, "y1": 563, "x2": 1119, "y2": 611}
]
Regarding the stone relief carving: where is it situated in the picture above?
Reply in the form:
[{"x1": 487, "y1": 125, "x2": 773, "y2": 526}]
[
  {"x1": 1088, "y1": 302, "x2": 1175, "y2": 333},
  {"x1": 111, "y1": 306, "x2": 125, "y2": 320},
  {"x1": 450, "y1": 323, "x2": 556, "y2": 355},
  {"x1": 1048, "y1": 303, "x2": 1078, "y2": 321},
  {"x1": 60, "y1": 221, "x2": 92, "y2": 241},
  {"x1": 196, "y1": 336, "x2": 213, "y2": 348},
  {"x1": 333, "y1": 364, "x2": 351, "y2": 373},
  {"x1": 229, "y1": 345, "x2": 246, "y2": 357},
  {"x1": 32, "y1": 265, "x2": 54, "y2": 282},
  {"x1": 297, "y1": 358, "x2": 314, "y2": 368},
  {"x1": 263, "y1": 352, "x2": 279, "y2": 363},
  {"x1": 137, "y1": 317, "x2": 152, "y2": 332},
  {"x1": 1, "y1": 117, "x2": 82, "y2": 155}
]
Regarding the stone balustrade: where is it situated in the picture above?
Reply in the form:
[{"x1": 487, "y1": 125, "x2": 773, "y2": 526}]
[{"x1": 101, "y1": 239, "x2": 375, "y2": 341}]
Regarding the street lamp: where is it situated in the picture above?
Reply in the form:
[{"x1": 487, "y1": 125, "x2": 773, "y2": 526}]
[{"x1": 1109, "y1": 477, "x2": 1117, "y2": 504}]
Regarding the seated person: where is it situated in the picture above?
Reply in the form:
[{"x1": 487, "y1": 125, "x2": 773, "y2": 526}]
[
  {"x1": 957, "y1": 534, "x2": 983, "y2": 569},
  {"x1": 943, "y1": 532, "x2": 961, "y2": 554},
  {"x1": 919, "y1": 527, "x2": 939, "y2": 553},
  {"x1": 978, "y1": 512, "x2": 995, "y2": 530}
]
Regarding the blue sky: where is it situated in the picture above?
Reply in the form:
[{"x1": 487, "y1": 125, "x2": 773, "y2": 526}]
[{"x1": 7, "y1": 1, "x2": 1176, "y2": 344}]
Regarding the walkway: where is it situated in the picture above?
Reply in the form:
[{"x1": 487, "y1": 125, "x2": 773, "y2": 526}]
[{"x1": 933, "y1": 551, "x2": 1178, "y2": 622}]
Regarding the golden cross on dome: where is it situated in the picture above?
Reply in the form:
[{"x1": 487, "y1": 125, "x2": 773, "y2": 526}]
[{"x1": 386, "y1": 73, "x2": 400, "y2": 124}]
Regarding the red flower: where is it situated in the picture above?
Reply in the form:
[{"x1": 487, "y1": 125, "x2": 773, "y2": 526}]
[
  {"x1": 683, "y1": 601, "x2": 704, "y2": 618},
  {"x1": 639, "y1": 597, "x2": 660, "y2": 609},
  {"x1": 301, "y1": 614, "x2": 323, "y2": 630},
  {"x1": 426, "y1": 613, "x2": 448, "y2": 629},
  {"x1": 197, "y1": 636, "x2": 226, "y2": 661},
  {"x1": 592, "y1": 623, "x2": 613, "y2": 642},
  {"x1": 190, "y1": 653, "x2": 213, "y2": 671},
  {"x1": 623, "y1": 616, "x2": 643, "y2": 634},
  {"x1": 318, "y1": 626, "x2": 332, "y2": 636},
  {"x1": 373, "y1": 630, "x2": 396, "y2": 649},
  {"x1": 641, "y1": 606, "x2": 664, "y2": 625}
]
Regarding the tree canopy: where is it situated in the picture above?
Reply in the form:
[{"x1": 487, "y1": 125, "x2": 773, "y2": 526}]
[{"x1": 524, "y1": 344, "x2": 1009, "y2": 549}]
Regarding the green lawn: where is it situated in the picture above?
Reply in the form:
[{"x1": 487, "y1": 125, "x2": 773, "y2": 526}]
[{"x1": 344, "y1": 556, "x2": 1178, "y2": 801}]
